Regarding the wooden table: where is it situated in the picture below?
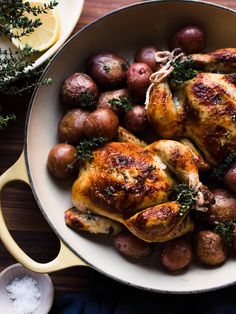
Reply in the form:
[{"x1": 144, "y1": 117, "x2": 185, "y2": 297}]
[{"x1": 0, "y1": 0, "x2": 236, "y2": 296}]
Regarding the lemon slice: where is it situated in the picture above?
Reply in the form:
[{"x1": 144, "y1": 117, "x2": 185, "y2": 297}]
[{"x1": 12, "y1": 1, "x2": 60, "y2": 52}]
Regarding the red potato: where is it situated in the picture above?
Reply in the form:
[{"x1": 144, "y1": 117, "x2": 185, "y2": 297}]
[
  {"x1": 58, "y1": 109, "x2": 90, "y2": 144},
  {"x1": 160, "y1": 238, "x2": 193, "y2": 272},
  {"x1": 83, "y1": 108, "x2": 119, "y2": 140},
  {"x1": 123, "y1": 105, "x2": 148, "y2": 133},
  {"x1": 88, "y1": 53, "x2": 129, "y2": 89},
  {"x1": 61, "y1": 73, "x2": 98, "y2": 107},
  {"x1": 114, "y1": 232, "x2": 153, "y2": 259},
  {"x1": 135, "y1": 45, "x2": 159, "y2": 71},
  {"x1": 47, "y1": 143, "x2": 78, "y2": 178},
  {"x1": 170, "y1": 25, "x2": 205, "y2": 54},
  {"x1": 224, "y1": 163, "x2": 236, "y2": 193},
  {"x1": 195, "y1": 231, "x2": 227, "y2": 266},
  {"x1": 127, "y1": 63, "x2": 152, "y2": 100},
  {"x1": 207, "y1": 189, "x2": 236, "y2": 225}
]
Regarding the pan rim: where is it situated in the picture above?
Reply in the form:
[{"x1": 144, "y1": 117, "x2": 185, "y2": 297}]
[{"x1": 24, "y1": 0, "x2": 236, "y2": 294}]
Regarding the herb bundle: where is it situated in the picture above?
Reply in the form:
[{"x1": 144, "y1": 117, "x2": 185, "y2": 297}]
[
  {"x1": 0, "y1": 0, "x2": 58, "y2": 129},
  {"x1": 169, "y1": 57, "x2": 198, "y2": 88},
  {"x1": 173, "y1": 184, "x2": 198, "y2": 216}
]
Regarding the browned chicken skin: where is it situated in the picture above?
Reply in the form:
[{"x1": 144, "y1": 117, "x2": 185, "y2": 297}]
[
  {"x1": 147, "y1": 48, "x2": 236, "y2": 166},
  {"x1": 71, "y1": 140, "x2": 211, "y2": 242}
]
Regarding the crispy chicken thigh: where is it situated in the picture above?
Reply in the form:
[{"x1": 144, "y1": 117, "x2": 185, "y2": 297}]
[
  {"x1": 147, "y1": 48, "x2": 236, "y2": 166},
  {"x1": 71, "y1": 140, "x2": 212, "y2": 242}
]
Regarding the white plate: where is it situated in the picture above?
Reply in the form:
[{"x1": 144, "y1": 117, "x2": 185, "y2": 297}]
[{"x1": 0, "y1": 0, "x2": 84, "y2": 70}]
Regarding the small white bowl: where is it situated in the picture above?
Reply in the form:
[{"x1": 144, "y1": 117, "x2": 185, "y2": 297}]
[{"x1": 0, "y1": 264, "x2": 54, "y2": 314}]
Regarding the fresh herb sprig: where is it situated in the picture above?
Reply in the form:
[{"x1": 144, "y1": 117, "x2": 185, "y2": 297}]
[
  {"x1": 75, "y1": 137, "x2": 108, "y2": 163},
  {"x1": 215, "y1": 221, "x2": 235, "y2": 246},
  {"x1": 169, "y1": 57, "x2": 198, "y2": 88},
  {"x1": 109, "y1": 96, "x2": 133, "y2": 112},
  {"x1": 173, "y1": 184, "x2": 198, "y2": 216},
  {"x1": 211, "y1": 152, "x2": 236, "y2": 180},
  {"x1": 0, "y1": 0, "x2": 58, "y2": 39},
  {"x1": 79, "y1": 92, "x2": 97, "y2": 110},
  {"x1": 0, "y1": 114, "x2": 16, "y2": 129}
]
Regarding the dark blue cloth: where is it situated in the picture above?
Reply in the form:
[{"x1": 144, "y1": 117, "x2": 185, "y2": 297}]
[{"x1": 50, "y1": 271, "x2": 236, "y2": 314}]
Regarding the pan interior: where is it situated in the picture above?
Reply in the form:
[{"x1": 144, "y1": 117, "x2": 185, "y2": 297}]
[{"x1": 26, "y1": 1, "x2": 236, "y2": 293}]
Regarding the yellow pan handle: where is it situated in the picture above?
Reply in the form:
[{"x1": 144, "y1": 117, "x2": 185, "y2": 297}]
[{"x1": 0, "y1": 152, "x2": 88, "y2": 273}]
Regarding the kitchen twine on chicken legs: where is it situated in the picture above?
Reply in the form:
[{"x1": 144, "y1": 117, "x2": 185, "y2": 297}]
[{"x1": 145, "y1": 48, "x2": 185, "y2": 107}]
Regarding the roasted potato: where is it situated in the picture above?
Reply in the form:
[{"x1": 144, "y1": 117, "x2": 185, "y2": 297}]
[
  {"x1": 160, "y1": 238, "x2": 193, "y2": 272},
  {"x1": 87, "y1": 53, "x2": 129, "y2": 89},
  {"x1": 207, "y1": 189, "x2": 236, "y2": 224},
  {"x1": 61, "y1": 72, "x2": 98, "y2": 107},
  {"x1": 58, "y1": 109, "x2": 90, "y2": 144},
  {"x1": 224, "y1": 163, "x2": 236, "y2": 193},
  {"x1": 170, "y1": 25, "x2": 205, "y2": 54},
  {"x1": 47, "y1": 143, "x2": 78, "y2": 178},
  {"x1": 114, "y1": 232, "x2": 153, "y2": 259},
  {"x1": 127, "y1": 63, "x2": 152, "y2": 100},
  {"x1": 83, "y1": 108, "x2": 119, "y2": 140},
  {"x1": 135, "y1": 45, "x2": 159, "y2": 71},
  {"x1": 195, "y1": 231, "x2": 227, "y2": 266},
  {"x1": 123, "y1": 105, "x2": 148, "y2": 133}
]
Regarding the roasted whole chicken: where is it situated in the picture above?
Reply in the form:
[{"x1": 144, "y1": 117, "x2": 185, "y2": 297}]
[
  {"x1": 147, "y1": 48, "x2": 236, "y2": 166},
  {"x1": 66, "y1": 137, "x2": 213, "y2": 242}
]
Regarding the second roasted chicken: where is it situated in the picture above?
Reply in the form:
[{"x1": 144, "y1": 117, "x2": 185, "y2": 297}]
[{"x1": 68, "y1": 139, "x2": 213, "y2": 242}]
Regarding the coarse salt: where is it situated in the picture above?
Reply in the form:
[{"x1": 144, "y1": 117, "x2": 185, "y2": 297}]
[{"x1": 6, "y1": 276, "x2": 41, "y2": 314}]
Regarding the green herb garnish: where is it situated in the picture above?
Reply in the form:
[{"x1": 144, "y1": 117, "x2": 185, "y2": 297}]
[
  {"x1": 173, "y1": 184, "x2": 198, "y2": 216},
  {"x1": 121, "y1": 63, "x2": 129, "y2": 71},
  {"x1": 170, "y1": 57, "x2": 198, "y2": 88},
  {"x1": 75, "y1": 136, "x2": 108, "y2": 163},
  {"x1": 0, "y1": 114, "x2": 16, "y2": 129},
  {"x1": 109, "y1": 96, "x2": 133, "y2": 112},
  {"x1": 103, "y1": 65, "x2": 110, "y2": 73},
  {"x1": 79, "y1": 92, "x2": 97, "y2": 110},
  {"x1": 215, "y1": 221, "x2": 235, "y2": 246},
  {"x1": 0, "y1": 0, "x2": 58, "y2": 39},
  {"x1": 211, "y1": 152, "x2": 236, "y2": 180}
]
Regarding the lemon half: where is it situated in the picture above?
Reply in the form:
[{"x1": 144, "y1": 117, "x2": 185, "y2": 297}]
[{"x1": 12, "y1": 1, "x2": 60, "y2": 52}]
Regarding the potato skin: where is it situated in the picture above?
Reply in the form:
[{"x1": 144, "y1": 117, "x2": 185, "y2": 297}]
[
  {"x1": 47, "y1": 143, "x2": 78, "y2": 178},
  {"x1": 170, "y1": 25, "x2": 205, "y2": 54},
  {"x1": 127, "y1": 63, "x2": 152, "y2": 100},
  {"x1": 160, "y1": 238, "x2": 192, "y2": 272},
  {"x1": 83, "y1": 108, "x2": 119, "y2": 140},
  {"x1": 61, "y1": 72, "x2": 98, "y2": 106},
  {"x1": 58, "y1": 109, "x2": 90, "y2": 144},
  {"x1": 224, "y1": 163, "x2": 236, "y2": 193},
  {"x1": 88, "y1": 53, "x2": 129, "y2": 89},
  {"x1": 97, "y1": 88, "x2": 129, "y2": 116},
  {"x1": 113, "y1": 232, "x2": 153, "y2": 259},
  {"x1": 123, "y1": 105, "x2": 148, "y2": 133},
  {"x1": 207, "y1": 189, "x2": 236, "y2": 225},
  {"x1": 195, "y1": 231, "x2": 227, "y2": 266},
  {"x1": 135, "y1": 45, "x2": 159, "y2": 71}
]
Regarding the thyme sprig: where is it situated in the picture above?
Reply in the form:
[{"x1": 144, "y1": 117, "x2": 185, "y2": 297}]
[
  {"x1": 215, "y1": 221, "x2": 235, "y2": 247},
  {"x1": 75, "y1": 136, "x2": 108, "y2": 163},
  {"x1": 211, "y1": 152, "x2": 236, "y2": 180},
  {"x1": 109, "y1": 96, "x2": 134, "y2": 112},
  {"x1": 0, "y1": 0, "x2": 58, "y2": 39},
  {"x1": 169, "y1": 57, "x2": 198, "y2": 88},
  {"x1": 173, "y1": 184, "x2": 198, "y2": 216},
  {"x1": 0, "y1": 114, "x2": 16, "y2": 129},
  {"x1": 79, "y1": 92, "x2": 97, "y2": 110}
]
